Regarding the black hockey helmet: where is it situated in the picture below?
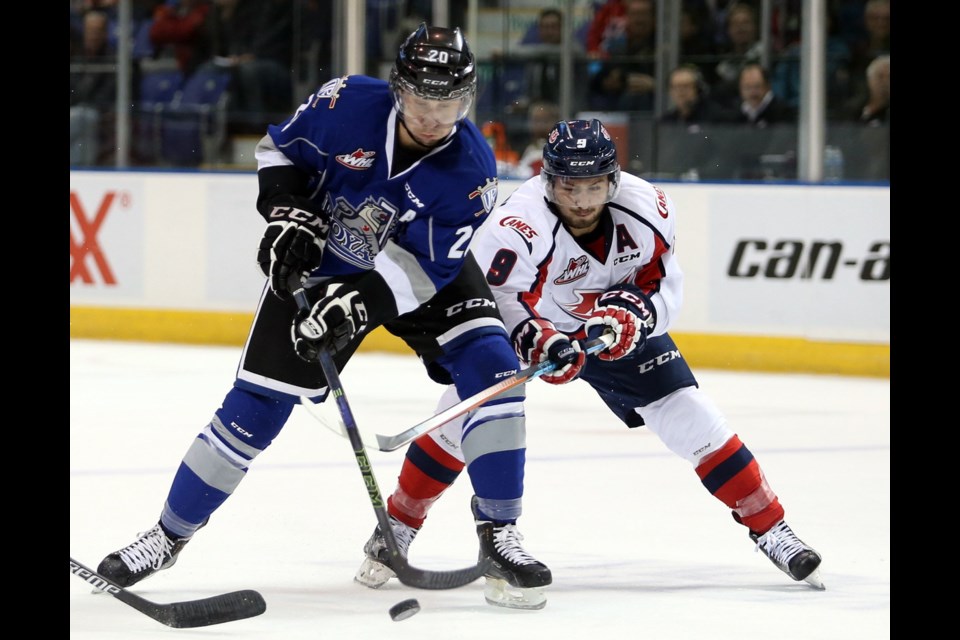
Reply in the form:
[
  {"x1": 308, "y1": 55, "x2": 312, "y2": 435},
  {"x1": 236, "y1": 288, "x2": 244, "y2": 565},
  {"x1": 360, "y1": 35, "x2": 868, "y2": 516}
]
[
  {"x1": 389, "y1": 23, "x2": 477, "y2": 122},
  {"x1": 541, "y1": 119, "x2": 621, "y2": 205}
]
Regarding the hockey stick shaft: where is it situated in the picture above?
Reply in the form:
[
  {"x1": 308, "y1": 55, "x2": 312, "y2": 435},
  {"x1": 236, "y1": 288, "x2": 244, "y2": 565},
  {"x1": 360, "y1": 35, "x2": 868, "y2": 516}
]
[
  {"x1": 293, "y1": 288, "x2": 490, "y2": 589},
  {"x1": 373, "y1": 331, "x2": 616, "y2": 452},
  {"x1": 70, "y1": 557, "x2": 266, "y2": 628}
]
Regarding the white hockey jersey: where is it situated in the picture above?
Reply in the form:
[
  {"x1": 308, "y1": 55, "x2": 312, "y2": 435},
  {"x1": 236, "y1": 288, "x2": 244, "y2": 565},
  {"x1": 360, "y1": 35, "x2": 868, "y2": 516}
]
[{"x1": 470, "y1": 172, "x2": 683, "y2": 339}]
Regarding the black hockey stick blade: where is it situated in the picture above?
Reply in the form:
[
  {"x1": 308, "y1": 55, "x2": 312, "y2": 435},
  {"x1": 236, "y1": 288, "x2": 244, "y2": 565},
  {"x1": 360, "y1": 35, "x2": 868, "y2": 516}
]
[
  {"x1": 71, "y1": 557, "x2": 266, "y2": 628},
  {"x1": 291, "y1": 284, "x2": 489, "y2": 589},
  {"x1": 373, "y1": 332, "x2": 616, "y2": 452},
  {"x1": 313, "y1": 345, "x2": 491, "y2": 589}
]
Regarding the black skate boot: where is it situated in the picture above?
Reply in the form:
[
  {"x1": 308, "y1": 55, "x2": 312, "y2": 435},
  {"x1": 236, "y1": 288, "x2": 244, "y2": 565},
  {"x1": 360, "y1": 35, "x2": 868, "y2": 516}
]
[
  {"x1": 749, "y1": 519, "x2": 825, "y2": 590},
  {"x1": 354, "y1": 516, "x2": 420, "y2": 588},
  {"x1": 97, "y1": 523, "x2": 192, "y2": 588},
  {"x1": 472, "y1": 495, "x2": 552, "y2": 609}
]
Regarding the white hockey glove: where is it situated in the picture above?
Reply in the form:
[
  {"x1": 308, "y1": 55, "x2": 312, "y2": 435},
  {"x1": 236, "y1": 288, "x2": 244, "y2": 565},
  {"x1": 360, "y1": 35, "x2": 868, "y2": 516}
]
[
  {"x1": 514, "y1": 318, "x2": 585, "y2": 385},
  {"x1": 292, "y1": 283, "x2": 369, "y2": 360},
  {"x1": 584, "y1": 288, "x2": 656, "y2": 361},
  {"x1": 257, "y1": 205, "x2": 328, "y2": 300}
]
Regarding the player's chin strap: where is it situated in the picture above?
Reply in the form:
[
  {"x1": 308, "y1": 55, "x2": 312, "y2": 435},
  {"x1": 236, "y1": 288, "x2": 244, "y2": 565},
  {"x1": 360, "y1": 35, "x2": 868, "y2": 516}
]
[{"x1": 291, "y1": 282, "x2": 490, "y2": 590}]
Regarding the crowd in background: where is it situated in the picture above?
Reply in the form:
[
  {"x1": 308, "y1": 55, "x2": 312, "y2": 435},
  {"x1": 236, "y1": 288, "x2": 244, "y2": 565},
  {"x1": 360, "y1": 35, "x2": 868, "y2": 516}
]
[{"x1": 69, "y1": 0, "x2": 889, "y2": 180}]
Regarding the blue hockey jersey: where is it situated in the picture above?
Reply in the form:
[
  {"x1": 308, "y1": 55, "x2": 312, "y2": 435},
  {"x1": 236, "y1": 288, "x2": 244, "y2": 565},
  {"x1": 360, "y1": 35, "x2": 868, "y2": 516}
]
[{"x1": 259, "y1": 75, "x2": 500, "y2": 316}]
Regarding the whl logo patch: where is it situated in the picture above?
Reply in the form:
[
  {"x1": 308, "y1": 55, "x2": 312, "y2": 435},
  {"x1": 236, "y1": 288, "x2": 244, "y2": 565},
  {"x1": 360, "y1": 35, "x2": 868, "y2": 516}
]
[
  {"x1": 554, "y1": 255, "x2": 589, "y2": 284},
  {"x1": 336, "y1": 148, "x2": 376, "y2": 170}
]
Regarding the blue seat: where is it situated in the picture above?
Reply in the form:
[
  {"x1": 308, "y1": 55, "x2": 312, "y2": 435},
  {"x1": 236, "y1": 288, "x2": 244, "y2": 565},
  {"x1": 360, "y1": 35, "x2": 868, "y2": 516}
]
[
  {"x1": 139, "y1": 69, "x2": 184, "y2": 106},
  {"x1": 160, "y1": 69, "x2": 232, "y2": 166},
  {"x1": 132, "y1": 19, "x2": 155, "y2": 60},
  {"x1": 135, "y1": 68, "x2": 184, "y2": 163}
]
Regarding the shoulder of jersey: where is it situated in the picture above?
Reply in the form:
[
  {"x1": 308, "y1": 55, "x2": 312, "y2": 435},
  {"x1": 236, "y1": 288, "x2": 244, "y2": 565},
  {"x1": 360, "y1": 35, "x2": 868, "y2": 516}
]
[
  {"x1": 612, "y1": 173, "x2": 675, "y2": 224},
  {"x1": 311, "y1": 75, "x2": 390, "y2": 109},
  {"x1": 454, "y1": 119, "x2": 498, "y2": 176},
  {"x1": 615, "y1": 171, "x2": 657, "y2": 201},
  {"x1": 492, "y1": 177, "x2": 554, "y2": 232}
]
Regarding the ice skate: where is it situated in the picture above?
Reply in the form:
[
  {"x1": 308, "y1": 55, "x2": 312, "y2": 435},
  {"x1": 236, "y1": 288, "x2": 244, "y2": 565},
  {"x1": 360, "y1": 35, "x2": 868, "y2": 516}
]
[
  {"x1": 354, "y1": 516, "x2": 420, "y2": 588},
  {"x1": 97, "y1": 523, "x2": 192, "y2": 588},
  {"x1": 472, "y1": 496, "x2": 552, "y2": 610},
  {"x1": 750, "y1": 520, "x2": 825, "y2": 590}
]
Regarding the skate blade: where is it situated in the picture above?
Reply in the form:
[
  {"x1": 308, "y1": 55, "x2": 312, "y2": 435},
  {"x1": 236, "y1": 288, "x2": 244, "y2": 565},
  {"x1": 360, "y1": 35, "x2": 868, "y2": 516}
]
[
  {"x1": 802, "y1": 568, "x2": 826, "y2": 590},
  {"x1": 354, "y1": 557, "x2": 395, "y2": 589},
  {"x1": 483, "y1": 577, "x2": 547, "y2": 610}
]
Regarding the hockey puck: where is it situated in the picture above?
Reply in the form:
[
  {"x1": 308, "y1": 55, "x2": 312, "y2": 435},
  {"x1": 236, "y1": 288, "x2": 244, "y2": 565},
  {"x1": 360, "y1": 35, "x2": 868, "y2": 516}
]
[{"x1": 389, "y1": 598, "x2": 421, "y2": 621}]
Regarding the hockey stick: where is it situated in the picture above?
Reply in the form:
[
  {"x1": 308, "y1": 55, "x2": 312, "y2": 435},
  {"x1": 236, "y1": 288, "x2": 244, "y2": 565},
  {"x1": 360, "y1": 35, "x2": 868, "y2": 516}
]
[
  {"x1": 70, "y1": 557, "x2": 266, "y2": 628},
  {"x1": 292, "y1": 287, "x2": 490, "y2": 590},
  {"x1": 371, "y1": 331, "x2": 616, "y2": 452}
]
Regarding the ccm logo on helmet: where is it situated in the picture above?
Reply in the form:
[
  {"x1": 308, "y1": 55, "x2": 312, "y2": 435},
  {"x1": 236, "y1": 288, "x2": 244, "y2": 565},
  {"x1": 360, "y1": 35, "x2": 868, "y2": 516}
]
[
  {"x1": 422, "y1": 78, "x2": 451, "y2": 86},
  {"x1": 570, "y1": 160, "x2": 596, "y2": 166}
]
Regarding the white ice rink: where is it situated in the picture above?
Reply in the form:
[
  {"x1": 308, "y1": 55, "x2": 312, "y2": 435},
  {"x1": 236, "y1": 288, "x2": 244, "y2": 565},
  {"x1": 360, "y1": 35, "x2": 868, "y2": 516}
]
[{"x1": 70, "y1": 339, "x2": 890, "y2": 639}]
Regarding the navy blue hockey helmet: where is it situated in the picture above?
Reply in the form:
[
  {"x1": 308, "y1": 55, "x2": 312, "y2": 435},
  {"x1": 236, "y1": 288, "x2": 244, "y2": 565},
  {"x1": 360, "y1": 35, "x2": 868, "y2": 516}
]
[
  {"x1": 541, "y1": 119, "x2": 621, "y2": 205},
  {"x1": 390, "y1": 23, "x2": 477, "y2": 122}
]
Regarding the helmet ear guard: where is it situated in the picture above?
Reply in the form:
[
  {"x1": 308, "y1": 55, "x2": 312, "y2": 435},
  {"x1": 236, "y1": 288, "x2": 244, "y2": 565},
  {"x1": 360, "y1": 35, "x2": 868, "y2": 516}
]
[
  {"x1": 540, "y1": 119, "x2": 621, "y2": 205},
  {"x1": 390, "y1": 23, "x2": 477, "y2": 123}
]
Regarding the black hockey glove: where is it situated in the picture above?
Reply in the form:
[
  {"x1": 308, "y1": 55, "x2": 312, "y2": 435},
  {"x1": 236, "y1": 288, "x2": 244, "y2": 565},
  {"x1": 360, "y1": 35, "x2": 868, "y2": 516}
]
[
  {"x1": 257, "y1": 205, "x2": 328, "y2": 300},
  {"x1": 585, "y1": 287, "x2": 656, "y2": 361},
  {"x1": 292, "y1": 283, "x2": 369, "y2": 360},
  {"x1": 514, "y1": 318, "x2": 585, "y2": 385}
]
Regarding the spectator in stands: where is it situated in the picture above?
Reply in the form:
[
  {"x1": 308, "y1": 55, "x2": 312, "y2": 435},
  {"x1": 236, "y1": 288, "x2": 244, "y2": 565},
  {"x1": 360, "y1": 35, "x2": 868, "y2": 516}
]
[
  {"x1": 707, "y1": 0, "x2": 735, "y2": 49},
  {"x1": 509, "y1": 7, "x2": 582, "y2": 106},
  {"x1": 725, "y1": 63, "x2": 796, "y2": 127},
  {"x1": 679, "y1": 3, "x2": 718, "y2": 73},
  {"x1": 587, "y1": 0, "x2": 657, "y2": 111},
  {"x1": 520, "y1": 7, "x2": 563, "y2": 46},
  {"x1": 202, "y1": 0, "x2": 294, "y2": 131},
  {"x1": 70, "y1": 9, "x2": 117, "y2": 166},
  {"x1": 847, "y1": 54, "x2": 889, "y2": 126},
  {"x1": 711, "y1": 2, "x2": 764, "y2": 109},
  {"x1": 149, "y1": 0, "x2": 213, "y2": 79},
  {"x1": 517, "y1": 5, "x2": 590, "y2": 50},
  {"x1": 660, "y1": 64, "x2": 725, "y2": 128},
  {"x1": 585, "y1": 0, "x2": 626, "y2": 58},
  {"x1": 846, "y1": 0, "x2": 890, "y2": 112},
  {"x1": 516, "y1": 100, "x2": 561, "y2": 177},
  {"x1": 771, "y1": 6, "x2": 851, "y2": 118}
]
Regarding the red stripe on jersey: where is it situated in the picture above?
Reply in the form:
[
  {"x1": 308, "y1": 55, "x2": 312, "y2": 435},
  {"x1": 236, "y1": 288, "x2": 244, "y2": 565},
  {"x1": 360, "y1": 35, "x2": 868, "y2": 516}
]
[
  {"x1": 631, "y1": 233, "x2": 670, "y2": 294},
  {"x1": 518, "y1": 255, "x2": 552, "y2": 318}
]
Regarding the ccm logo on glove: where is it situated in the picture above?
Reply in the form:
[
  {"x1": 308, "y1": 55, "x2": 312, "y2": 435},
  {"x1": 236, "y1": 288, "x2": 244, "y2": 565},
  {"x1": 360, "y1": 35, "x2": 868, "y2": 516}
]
[
  {"x1": 585, "y1": 289, "x2": 655, "y2": 361},
  {"x1": 514, "y1": 318, "x2": 585, "y2": 385},
  {"x1": 292, "y1": 283, "x2": 368, "y2": 361},
  {"x1": 258, "y1": 206, "x2": 328, "y2": 300}
]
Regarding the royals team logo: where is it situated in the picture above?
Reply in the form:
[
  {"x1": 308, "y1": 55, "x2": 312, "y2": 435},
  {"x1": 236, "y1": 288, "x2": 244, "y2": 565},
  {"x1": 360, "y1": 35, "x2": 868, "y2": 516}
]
[
  {"x1": 315, "y1": 75, "x2": 348, "y2": 108},
  {"x1": 469, "y1": 177, "x2": 499, "y2": 217},
  {"x1": 325, "y1": 195, "x2": 399, "y2": 269}
]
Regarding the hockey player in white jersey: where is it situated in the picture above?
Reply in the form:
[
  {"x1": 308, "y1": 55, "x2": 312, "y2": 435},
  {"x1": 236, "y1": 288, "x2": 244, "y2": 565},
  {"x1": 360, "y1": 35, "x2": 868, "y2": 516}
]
[{"x1": 355, "y1": 119, "x2": 824, "y2": 604}]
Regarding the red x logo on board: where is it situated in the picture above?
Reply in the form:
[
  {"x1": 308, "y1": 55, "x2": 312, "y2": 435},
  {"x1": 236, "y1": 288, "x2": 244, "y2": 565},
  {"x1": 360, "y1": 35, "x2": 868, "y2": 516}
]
[{"x1": 70, "y1": 191, "x2": 117, "y2": 285}]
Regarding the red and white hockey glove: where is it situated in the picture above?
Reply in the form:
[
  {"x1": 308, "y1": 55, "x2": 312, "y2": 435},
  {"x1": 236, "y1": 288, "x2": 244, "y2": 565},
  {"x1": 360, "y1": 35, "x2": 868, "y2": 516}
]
[
  {"x1": 514, "y1": 318, "x2": 586, "y2": 385},
  {"x1": 585, "y1": 288, "x2": 656, "y2": 361}
]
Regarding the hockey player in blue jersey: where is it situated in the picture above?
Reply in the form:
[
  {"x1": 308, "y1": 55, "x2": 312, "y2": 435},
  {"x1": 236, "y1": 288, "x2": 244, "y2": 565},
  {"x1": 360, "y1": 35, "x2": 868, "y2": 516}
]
[
  {"x1": 354, "y1": 119, "x2": 825, "y2": 601},
  {"x1": 97, "y1": 23, "x2": 551, "y2": 599}
]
